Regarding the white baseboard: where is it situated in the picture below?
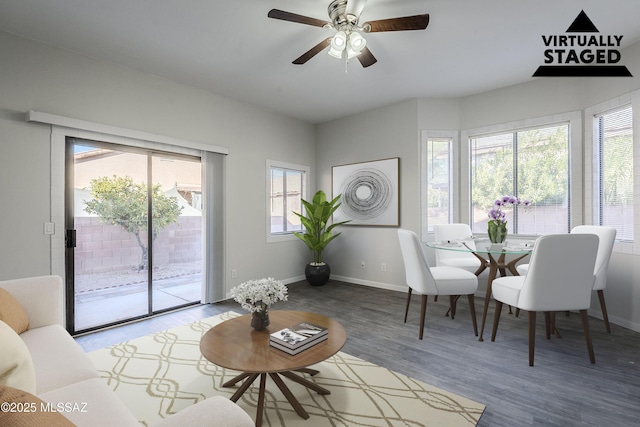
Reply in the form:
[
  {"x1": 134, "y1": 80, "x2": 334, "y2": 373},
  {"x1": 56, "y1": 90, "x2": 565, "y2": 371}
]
[
  {"x1": 588, "y1": 308, "x2": 640, "y2": 333},
  {"x1": 281, "y1": 275, "x2": 306, "y2": 285},
  {"x1": 329, "y1": 275, "x2": 406, "y2": 293}
]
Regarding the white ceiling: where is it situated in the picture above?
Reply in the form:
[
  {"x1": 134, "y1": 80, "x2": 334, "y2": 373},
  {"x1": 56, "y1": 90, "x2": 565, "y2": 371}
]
[{"x1": 1, "y1": 0, "x2": 639, "y2": 124}]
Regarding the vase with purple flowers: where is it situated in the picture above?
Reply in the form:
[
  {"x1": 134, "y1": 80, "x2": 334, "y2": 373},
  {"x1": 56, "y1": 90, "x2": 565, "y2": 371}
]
[{"x1": 487, "y1": 196, "x2": 531, "y2": 244}]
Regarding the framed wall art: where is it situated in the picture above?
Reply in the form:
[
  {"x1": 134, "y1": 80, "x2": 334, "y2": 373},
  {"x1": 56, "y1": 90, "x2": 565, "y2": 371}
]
[{"x1": 332, "y1": 157, "x2": 399, "y2": 226}]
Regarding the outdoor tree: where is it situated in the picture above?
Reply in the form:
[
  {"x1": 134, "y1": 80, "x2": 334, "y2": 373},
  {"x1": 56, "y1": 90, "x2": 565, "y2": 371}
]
[
  {"x1": 84, "y1": 175, "x2": 183, "y2": 269},
  {"x1": 472, "y1": 126, "x2": 569, "y2": 210},
  {"x1": 602, "y1": 131, "x2": 633, "y2": 205}
]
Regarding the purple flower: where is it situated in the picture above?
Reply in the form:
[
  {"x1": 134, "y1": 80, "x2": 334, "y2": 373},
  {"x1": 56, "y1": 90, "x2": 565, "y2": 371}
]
[
  {"x1": 488, "y1": 195, "x2": 531, "y2": 225},
  {"x1": 488, "y1": 208, "x2": 506, "y2": 221}
]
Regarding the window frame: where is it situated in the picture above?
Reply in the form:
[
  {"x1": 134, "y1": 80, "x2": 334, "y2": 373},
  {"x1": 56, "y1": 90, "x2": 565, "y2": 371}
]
[
  {"x1": 585, "y1": 91, "x2": 640, "y2": 254},
  {"x1": 266, "y1": 159, "x2": 310, "y2": 243},
  {"x1": 460, "y1": 111, "x2": 582, "y2": 238},
  {"x1": 594, "y1": 105, "x2": 633, "y2": 242},
  {"x1": 420, "y1": 130, "x2": 457, "y2": 241}
]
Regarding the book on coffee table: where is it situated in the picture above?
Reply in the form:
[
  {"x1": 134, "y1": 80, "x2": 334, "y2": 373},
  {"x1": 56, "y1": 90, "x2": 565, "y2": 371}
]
[
  {"x1": 269, "y1": 335, "x2": 328, "y2": 355},
  {"x1": 269, "y1": 322, "x2": 328, "y2": 355}
]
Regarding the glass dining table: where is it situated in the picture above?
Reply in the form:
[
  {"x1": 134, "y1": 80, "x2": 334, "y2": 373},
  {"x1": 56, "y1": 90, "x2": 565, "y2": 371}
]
[{"x1": 425, "y1": 238, "x2": 534, "y2": 341}]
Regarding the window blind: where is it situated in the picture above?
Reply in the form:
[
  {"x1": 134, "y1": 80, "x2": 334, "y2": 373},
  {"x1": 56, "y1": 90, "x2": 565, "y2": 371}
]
[{"x1": 597, "y1": 106, "x2": 633, "y2": 241}]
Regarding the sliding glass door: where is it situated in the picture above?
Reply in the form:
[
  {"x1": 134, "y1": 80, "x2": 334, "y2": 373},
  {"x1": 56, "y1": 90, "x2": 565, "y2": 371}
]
[
  {"x1": 151, "y1": 154, "x2": 203, "y2": 311},
  {"x1": 66, "y1": 138, "x2": 202, "y2": 334}
]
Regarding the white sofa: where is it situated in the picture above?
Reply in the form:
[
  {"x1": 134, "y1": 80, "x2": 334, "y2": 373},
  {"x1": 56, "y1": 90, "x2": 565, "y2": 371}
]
[{"x1": 0, "y1": 275, "x2": 253, "y2": 427}]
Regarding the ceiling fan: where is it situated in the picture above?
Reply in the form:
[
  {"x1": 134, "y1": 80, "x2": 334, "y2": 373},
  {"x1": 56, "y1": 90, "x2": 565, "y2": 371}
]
[{"x1": 268, "y1": 0, "x2": 429, "y2": 68}]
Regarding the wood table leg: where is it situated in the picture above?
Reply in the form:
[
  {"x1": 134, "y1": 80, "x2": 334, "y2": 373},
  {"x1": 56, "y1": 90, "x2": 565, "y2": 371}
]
[
  {"x1": 296, "y1": 368, "x2": 319, "y2": 376},
  {"x1": 223, "y1": 372, "x2": 253, "y2": 387},
  {"x1": 280, "y1": 370, "x2": 331, "y2": 395},
  {"x1": 463, "y1": 242, "x2": 489, "y2": 276},
  {"x1": 506, "y1": 253, "x2": 529, "y2": 276},
  {"x1": 255, "y1": 373, "x2": 267, "y2": 427},
  {"x1": 479, "y1": 254, "x2": 499, "y2": 341},
  {"x1": 506, "y1": 253, "x2": 528, "y2": 318},
  {"x1": 445, "y1": 243, "x2": 489, "y2": 319},
  {"x1": 498, "y1": 252, "x2": 508, "y2": 279},
  {"x1": 223, "y1": 369, "x2": 327, "y2": 424},
  {"x1": 270, "y1": 373, "x2": 309, "y2": 419},
  {"x1": 445, "y1": 295, "x2": 461, "y2": 317},
  {"x1": 227, "y1": 373, "x2": 260, "y2": 402},
  {"x1": 495, "y1": 252, "x2": 514, "y2": 315}
]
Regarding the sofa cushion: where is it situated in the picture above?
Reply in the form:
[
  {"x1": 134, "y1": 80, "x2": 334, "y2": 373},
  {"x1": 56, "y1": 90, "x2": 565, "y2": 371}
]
[
  {"x1": 20, "y1": 324, "x2": 98, "y2": 394},
  {"x1": 0, "y1": 276, "x2": 64, "y2": 329},
  {"x1": 0, "y1": 288, "x2": 30, "y2": 334},
  {"x1": 152, "y1": 395, "x2": 254, "y2": 427},
  {"x1": 0, "y1": 385, "x2": 74, "y2": 427},
  {"x1": 39, "y1": 378, "x2": 139, "y2": 427},
  {"x1": 0, "y1": 321, "x2": 36, "y2": 394}
]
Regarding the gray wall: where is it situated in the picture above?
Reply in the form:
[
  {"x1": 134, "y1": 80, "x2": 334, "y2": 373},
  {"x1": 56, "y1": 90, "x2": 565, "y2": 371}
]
[
  {"x1": 316, "y1": 99, "x2": 421, "y2": 290},
  {"x1": 0, "y1": 32, "x2": 315, "y2": 294}
]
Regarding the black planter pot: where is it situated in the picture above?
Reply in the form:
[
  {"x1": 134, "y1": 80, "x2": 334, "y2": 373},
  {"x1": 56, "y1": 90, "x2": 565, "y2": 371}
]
[{"x1": 305, "y1": 263, "x2": 331, "y2": 286}]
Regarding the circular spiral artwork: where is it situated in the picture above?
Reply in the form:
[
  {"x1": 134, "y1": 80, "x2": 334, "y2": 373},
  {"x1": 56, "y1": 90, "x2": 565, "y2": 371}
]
[{"x1": 340, "y1": 168, "x2": 394, "y2": 221}]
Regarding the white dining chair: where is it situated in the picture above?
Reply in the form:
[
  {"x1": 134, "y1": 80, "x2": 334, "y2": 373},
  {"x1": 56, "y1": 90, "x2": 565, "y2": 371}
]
[
  {"x1": 433, "y1": 224, "x2": 485, "y2": 275},
  {"x1": 570, "y1": 226, "x2": 616, "y2": 332},
  {"x1": 397, "y1": 229, "x2": 479, "y2": 340},
  {"x1": 516, "y1": 225, "x2": 616, "y2": 332},
  {"x1": 490, "y1": 234, "x2": 599, "y2": 366}
]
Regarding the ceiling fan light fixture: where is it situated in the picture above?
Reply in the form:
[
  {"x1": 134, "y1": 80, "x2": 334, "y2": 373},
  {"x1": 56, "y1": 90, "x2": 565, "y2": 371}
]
[
  {"x1": 328, "y1": 45, "x2": 344, "y2": 59},
  {"x1": 332, "y1": 31, "x2": 347, "y2": 48},
  {"x1": 345, "y1": 31, "x2": 366, "y2": 59},
  {"x1": 349, "y1": 31, "x2": 366, "y2": 51},
  {"x1": 345, "y1": 44, "x2": 360, "y2": 59},
  {"x1": 328, "y1": 30, "x2": 347, "y2": 58}
]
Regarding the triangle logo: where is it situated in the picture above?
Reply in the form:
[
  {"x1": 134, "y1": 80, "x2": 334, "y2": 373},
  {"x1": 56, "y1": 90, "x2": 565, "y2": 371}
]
[
  {"x1": 566, "y1": 10, "x2": 599, "y2": 33},
  {"x1": 533, "y1": 9, "x2": 632, "y2": 77}
]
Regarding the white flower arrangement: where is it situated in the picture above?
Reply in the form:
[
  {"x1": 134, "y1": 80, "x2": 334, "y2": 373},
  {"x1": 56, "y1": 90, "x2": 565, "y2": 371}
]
[{"x1": 231, "y1": 277, "x2": 288, "y2": 314}]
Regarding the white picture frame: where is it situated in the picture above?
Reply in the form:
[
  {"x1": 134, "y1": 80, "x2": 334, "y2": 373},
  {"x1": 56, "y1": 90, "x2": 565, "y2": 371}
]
[{"x1": 332, "y1": 157, "x2": 399, "y2": 226}]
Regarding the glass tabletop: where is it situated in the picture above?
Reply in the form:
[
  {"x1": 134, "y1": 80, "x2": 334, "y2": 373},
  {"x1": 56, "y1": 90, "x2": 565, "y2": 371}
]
[{"x1": 425, "y1": 238, "x2": 535, "y2": 255}]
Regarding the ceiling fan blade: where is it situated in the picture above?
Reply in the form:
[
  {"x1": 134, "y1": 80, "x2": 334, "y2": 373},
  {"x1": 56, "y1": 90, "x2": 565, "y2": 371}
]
[
  {"x1": 345, "y1": 0, "x2": 368, "y2": 19},
  {"x1": 357, "y1": 46, "x2": 377, "y2": 68},
  {"x1": 267, "y1": 9, "x2": 330, "y2": 28},
  {"x1": 362, "y1": 14, "x2": 429, "y2": 32},
  {"x1": 292, "y1": 38, "x2": 332, "y2": 65}
]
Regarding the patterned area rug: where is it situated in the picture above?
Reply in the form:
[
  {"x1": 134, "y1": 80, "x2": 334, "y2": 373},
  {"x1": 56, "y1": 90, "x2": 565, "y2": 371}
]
[{"x1": 88, "y1": 311, "x2": 485, "y2": 426}]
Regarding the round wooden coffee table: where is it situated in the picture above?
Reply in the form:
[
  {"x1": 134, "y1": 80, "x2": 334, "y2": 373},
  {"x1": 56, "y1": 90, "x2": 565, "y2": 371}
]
[{"x1": 200, "y1": 310, "x2": 346, "y2": 426}]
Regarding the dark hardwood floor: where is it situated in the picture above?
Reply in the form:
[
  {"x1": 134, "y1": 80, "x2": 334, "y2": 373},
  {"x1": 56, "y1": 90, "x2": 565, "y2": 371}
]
[{"x1": 75, "y1": 280, "x2": 640, "y2": 427}]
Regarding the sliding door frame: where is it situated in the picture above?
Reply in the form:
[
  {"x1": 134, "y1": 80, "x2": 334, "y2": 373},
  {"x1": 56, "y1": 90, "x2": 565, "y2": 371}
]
[
  {"x1": 64, "y1": 137, "x2": 203, "y2": 335},
  {"x1": 38, "y1": 112, "x2": 228, "y2": 336}
]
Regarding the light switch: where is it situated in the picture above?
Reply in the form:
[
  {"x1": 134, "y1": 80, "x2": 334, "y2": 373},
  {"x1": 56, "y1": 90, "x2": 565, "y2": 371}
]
[{"x1": 44, "y1": 222, "x2": 55, "y2": 235}]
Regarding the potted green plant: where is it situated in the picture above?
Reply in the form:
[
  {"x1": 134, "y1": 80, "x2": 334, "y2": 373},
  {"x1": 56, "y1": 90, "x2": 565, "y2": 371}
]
[{"x1": 292, "y1": 190, "x2": 350, "y2": 286}]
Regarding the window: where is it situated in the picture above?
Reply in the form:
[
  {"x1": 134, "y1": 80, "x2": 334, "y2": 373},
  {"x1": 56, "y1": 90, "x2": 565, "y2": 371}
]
[
  {"x1": 595, "y1": 106, "x2": 633, "y2": 241},
  {"x1": 422, "y1": 136, "x2": 453, "y2": 233},
  {"x1": 470, "y1": 123, "x2": 570, "y2": 236},
  {"x1": 266, "y1": 160, "x2": 309, "y2": 241}
]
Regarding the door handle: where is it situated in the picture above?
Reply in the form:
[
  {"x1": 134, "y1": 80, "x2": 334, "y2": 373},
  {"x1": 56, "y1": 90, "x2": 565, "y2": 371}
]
[{"x1": 66, "y1": 229, "x2": 76, "y2": 249}]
